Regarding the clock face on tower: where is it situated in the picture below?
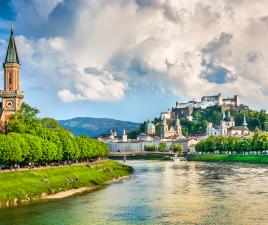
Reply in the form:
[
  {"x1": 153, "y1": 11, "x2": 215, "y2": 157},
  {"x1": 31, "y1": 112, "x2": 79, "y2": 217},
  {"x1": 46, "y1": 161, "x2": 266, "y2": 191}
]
[{"x1": 6, "y1": 100, "x2": 13, "y2": 108}]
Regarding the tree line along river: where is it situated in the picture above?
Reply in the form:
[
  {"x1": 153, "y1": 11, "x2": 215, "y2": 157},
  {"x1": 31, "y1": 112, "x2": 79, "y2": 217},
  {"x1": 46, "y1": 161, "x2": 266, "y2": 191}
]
[{"x1": 0, "y1": 160, "x2": 268, "y2": 225}]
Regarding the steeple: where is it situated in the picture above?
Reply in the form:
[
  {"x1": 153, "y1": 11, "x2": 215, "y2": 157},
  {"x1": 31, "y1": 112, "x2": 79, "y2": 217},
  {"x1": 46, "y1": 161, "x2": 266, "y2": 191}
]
[
  {"x1": 0, "y1": 26, "x2": 24, "y2": 125},
  {"x1": 243, "y1": 115, "x2": 248, "y2": 127},
  {"x1": 222, "y1": 110, "x2": 226, "y2": 120},
  {"x1": 5, "y1": 25, "x2": 20, "y2": 64},
  {"x1": 176, "y1": 114, "x2": 180, "y2": 125}
]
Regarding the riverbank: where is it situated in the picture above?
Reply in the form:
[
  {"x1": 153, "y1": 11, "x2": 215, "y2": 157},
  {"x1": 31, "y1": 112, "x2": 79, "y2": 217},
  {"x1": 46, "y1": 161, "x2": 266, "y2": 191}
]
[
  {"x1": 0, "y1": 160, "x2": 133, "y2": 207},
  {"x1": 108, "y1": 152, "x2": 173, "y2": 161},
  {"x1": 189, "y1": 154, "x2": 268, "y2": 164}
]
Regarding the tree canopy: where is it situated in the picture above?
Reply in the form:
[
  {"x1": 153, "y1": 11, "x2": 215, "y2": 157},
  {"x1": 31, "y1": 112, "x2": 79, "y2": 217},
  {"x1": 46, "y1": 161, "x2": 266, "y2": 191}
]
[{"x1": 0, "y1": 103, "x2": 109, "y2": 166}]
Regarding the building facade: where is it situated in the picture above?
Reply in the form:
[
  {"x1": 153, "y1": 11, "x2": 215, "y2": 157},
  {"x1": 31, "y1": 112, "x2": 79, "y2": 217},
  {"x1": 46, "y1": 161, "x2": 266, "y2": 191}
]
[
  {"x1": 160, "y1": 116, "x2": 183, "y2": 139},
  {"x1": 206, "y1": 112, "x2": 250, "y2": 137},
  {"x1": 0, "y1": 28, "x2": 23, "y2": 132},
  {"x1": 161, "y1": 93, "x2": 248, "y2": 121}
]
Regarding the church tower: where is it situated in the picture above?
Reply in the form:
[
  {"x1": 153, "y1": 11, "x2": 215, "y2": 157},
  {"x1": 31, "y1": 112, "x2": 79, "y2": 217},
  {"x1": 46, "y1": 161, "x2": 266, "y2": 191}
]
[
  {"x1": 161, "y1": 117, "x2": 169, "y2": 139},
  {"x1": 175, "y1": 115, "x2": 182, "y2": 136},
  {"x1": 0, "y1": 27, "x2": 24, "y2": 123}
]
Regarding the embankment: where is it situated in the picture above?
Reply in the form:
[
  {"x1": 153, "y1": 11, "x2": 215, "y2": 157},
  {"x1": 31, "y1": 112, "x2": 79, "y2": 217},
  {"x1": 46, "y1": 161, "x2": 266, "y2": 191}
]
[
  {"x1": 188, "y1": 154, "x2": 268, "y2": 164},
  {"x1": 0, "y1": 160, "x2": 133, "y2": 207}
]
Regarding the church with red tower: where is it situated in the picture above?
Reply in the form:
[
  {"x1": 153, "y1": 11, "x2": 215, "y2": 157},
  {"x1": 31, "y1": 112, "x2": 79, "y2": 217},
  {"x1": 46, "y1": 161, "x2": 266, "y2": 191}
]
[{"x1": 0, "y1": 27, "x2": 24, "y2": 131}]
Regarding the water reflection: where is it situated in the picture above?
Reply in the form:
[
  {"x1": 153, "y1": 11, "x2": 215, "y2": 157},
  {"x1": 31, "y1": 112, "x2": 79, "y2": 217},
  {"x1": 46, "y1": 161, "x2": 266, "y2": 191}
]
[{"x1": 0, "y1": 161, "x2": 268, "y2": 225}]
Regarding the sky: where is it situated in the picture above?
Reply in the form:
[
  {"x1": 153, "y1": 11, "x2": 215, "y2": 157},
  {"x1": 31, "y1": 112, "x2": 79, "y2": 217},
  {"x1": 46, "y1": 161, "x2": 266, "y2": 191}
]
[{"x1": 0, "y1": 0, "x2": 268, "y2": 122}]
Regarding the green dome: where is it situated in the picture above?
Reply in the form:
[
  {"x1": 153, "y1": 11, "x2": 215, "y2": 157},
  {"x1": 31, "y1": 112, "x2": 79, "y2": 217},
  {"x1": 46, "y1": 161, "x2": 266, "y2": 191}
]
[
  {"x1": 225, "y1": 111, "x2": 234, "y2": 122},
  {"x1": 145, "y1": 119, "x2": 155, "y2": 130}
]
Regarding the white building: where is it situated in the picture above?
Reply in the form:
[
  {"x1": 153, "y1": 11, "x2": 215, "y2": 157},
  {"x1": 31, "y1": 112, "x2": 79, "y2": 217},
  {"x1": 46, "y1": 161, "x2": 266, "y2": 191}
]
[{"x1": 206, "y1": 112, "x2": 250, "y2": 137}]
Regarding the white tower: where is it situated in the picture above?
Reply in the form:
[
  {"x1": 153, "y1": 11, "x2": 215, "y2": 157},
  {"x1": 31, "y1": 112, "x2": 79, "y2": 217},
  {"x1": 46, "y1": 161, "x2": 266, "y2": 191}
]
[
  {"x1": 175, "y1": 115, "x2": 182, "y2": 136},
  {"x1": 122, "y1": 129, "x2": 128, "y2": 142},
  {"x1": 243, "y1": 115, "x2": 248, "y2": 127},
  {"x1": 161, "y1": 117, "x2": 169, "y2": 139}
]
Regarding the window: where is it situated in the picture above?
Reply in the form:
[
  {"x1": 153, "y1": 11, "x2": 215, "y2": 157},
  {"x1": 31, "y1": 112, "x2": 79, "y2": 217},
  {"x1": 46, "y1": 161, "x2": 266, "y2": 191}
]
[{"x1": 9, "y1": 73, "x2": 12, "y2": 85}]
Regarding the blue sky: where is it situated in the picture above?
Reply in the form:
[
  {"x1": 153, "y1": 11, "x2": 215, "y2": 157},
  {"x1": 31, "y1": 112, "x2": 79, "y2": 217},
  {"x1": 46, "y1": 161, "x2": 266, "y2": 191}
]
[{"x1": 1, "y1": 0, "x2": 268, "y2": 122}]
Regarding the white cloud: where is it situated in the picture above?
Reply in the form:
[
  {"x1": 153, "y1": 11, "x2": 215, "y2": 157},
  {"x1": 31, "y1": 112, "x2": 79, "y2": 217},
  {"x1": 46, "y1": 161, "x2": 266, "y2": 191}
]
[
  {"x1": 57, "y1": 89, "x2": 84, "y2": 103},
  {"x1": 57, "y1": 68, "x2": 128, "y2": 102},
  {"x1": 11, "y1": 0, "x2": 268, "y2": 109}
]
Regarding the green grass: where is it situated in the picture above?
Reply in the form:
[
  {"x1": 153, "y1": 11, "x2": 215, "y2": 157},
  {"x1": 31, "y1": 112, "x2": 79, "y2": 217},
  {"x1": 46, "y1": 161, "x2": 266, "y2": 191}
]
[
  {"x1": 189, "y1": 154, "x2": 268, "y2": 164},
  {"x1": 0, "y1": 160, "x2": 133, "y2": 207}
]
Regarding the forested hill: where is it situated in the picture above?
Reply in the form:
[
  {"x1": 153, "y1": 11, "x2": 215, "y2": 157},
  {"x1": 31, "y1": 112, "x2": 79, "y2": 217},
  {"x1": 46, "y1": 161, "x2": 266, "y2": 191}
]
[
  {"x1": 59, "y1": 117, "x2": 141, "y2": 137},
  {"x1": 139, "y1": 106, "x2": 268, "y2": 137}
]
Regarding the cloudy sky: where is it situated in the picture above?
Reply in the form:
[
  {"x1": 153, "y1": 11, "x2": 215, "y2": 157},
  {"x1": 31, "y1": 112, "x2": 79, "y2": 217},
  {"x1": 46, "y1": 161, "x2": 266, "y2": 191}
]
[{"x1": 0, "y1": 0, "x2": 268, "y2": 122}]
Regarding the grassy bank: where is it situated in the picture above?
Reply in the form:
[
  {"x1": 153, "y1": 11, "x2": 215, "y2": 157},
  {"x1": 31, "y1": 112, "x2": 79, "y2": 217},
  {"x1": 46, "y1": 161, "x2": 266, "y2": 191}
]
[
  {"x1": 189, "y1": 154, "x2": 268, "y2": 164},
  {"x1": 0, "y1": 160, "x2": 133, "y2": 207}
]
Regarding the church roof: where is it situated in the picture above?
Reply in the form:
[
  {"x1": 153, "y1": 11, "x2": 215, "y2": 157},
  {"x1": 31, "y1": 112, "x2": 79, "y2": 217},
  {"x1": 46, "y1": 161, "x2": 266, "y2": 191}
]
[
  {"x1": 5, "y1": 26, "x2": 20, "y2": 64},
  {"x1": 145, "y1": 119, "x2": 155, "y2": 130},
  {"x1": 229, "y1": 126, "x2": 248, "y2": 131},
  {"x1": 225, "y1": 111, "x2": 234, "y2": 122}
]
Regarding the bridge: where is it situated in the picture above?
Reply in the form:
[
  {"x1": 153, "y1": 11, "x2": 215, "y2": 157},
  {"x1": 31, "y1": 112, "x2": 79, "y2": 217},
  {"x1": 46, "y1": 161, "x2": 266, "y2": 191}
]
[{"x1": 108, "y1": 151, "x2": 186, "y2": 161}]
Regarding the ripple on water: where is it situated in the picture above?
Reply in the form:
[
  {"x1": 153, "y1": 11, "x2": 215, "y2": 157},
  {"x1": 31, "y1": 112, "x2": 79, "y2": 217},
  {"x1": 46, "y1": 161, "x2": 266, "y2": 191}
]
[{"x1": 1, "y1": 161, "x2": 268, "y2": 225}]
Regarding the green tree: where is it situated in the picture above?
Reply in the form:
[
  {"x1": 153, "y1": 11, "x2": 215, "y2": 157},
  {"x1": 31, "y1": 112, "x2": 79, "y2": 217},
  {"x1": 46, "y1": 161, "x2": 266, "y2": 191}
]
[
  {"x1": 158, "y1": 142, "x2": 167, "y2": 151},
  {"x1": 144, "y1": 145, "x2": 156, "y2": 151},
  {"x1": 171, "y1": 143, "x2": 183, "y2": 154}
]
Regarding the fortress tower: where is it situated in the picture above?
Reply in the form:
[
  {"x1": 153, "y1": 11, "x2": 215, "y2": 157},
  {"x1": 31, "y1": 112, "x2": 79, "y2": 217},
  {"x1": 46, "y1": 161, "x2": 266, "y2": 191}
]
[{"x1": 0, "y1": 27, "x2": 24, "y2": 125}]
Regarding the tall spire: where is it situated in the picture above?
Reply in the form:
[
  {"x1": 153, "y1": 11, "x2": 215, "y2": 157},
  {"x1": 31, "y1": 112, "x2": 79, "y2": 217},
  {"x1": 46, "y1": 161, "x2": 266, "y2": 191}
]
[
  {"x1": 5, "y1": 25, "x2": 20, "y2": 64},
  {"x1": 176, "y1": 114, "x2": 180, "y2": 125},
  {"x1": 243, "y1": 115, "x2": 248, "y2": 127},
  {"x1": 222, "y1": 110, "x2": 226, "y2": 120}
]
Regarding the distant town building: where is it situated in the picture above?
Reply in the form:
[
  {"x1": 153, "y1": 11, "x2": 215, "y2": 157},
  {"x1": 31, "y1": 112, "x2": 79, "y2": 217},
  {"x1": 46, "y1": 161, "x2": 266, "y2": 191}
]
[
  {"x1": 161, "y1": 93, "x2": 249, "y2": 121},
  {"x1": 206, "y1": 111, "x2": 250, "y2": 137},
  {"x1": 122, "y1": 129, "x2": 128, "y2": 142},
  {"x1": 145, "y1": 119, "x2": 156, "y2": 135},
  {"x1": 160, "y1": 116, "x2": 183, "y2": 139}
]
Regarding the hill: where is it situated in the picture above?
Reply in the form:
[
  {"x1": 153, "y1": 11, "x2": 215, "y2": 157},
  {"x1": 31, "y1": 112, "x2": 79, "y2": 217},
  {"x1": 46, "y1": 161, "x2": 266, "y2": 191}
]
[
  {"x1": 58, "y1": 117, "x2": 141, "y2": 137},
  {"x1": 139, "y1": 106, "x2": 268, "y2": 137}
]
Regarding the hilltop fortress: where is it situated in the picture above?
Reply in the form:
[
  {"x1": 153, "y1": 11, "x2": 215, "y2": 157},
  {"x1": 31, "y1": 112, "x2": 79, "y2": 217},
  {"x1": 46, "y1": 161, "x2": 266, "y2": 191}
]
[{"x1": 161, "y1": 93, "x2": 248, "y2": 121}]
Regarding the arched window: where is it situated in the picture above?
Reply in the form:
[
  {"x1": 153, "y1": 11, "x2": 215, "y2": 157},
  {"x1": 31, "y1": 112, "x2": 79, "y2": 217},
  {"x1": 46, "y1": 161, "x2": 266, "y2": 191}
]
[{"x1": 9, "y1": 73, "x2": 12, "y2": 85}]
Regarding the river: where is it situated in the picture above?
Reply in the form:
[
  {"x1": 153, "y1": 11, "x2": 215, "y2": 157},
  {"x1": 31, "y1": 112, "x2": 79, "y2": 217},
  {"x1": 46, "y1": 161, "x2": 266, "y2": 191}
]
[{"x1": 0, "y1": 161, "x2": 268, "y2": 225}]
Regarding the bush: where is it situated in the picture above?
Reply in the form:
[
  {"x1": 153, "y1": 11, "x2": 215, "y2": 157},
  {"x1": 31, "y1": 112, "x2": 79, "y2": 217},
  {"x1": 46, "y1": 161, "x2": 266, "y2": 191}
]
[
  {"x1": 144, "y1": 145, "x2": 156, "y2": 151},
  {"x1": 171, "y1": 143, "x2": 183, "y2": 153},
  {"x1": 158, "y1": 142, "x2": 167, "y2": 151}
]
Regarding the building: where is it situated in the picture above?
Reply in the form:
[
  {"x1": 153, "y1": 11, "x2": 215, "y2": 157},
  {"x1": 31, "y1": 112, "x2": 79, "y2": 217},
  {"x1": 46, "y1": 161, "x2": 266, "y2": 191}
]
[
  {"x1": 145, "y1": 119, "x2": 156, "y2": 135},
  {"x1": 0, "y1": 27, "x2": 24, "y2": 132},
  {"x1": 109, "y1": 129, "x2": 118, "y2": 141},
  {"x1": 161, "y1": 93, "x2": 248, "y2": 121},
  {"x1": 160, "y1": 116, "x2": 183, "y2": 139},
  {"x1": 122, "y1": 129, "x2": 128, "y2": 142},
  {"x1": 206, "y1": 112, "x2": 250, "y2": 137}
]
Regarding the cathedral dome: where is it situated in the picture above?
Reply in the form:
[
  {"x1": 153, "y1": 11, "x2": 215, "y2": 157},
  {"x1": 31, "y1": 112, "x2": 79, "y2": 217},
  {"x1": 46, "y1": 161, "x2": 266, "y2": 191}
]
[
  {"x1": 225, "y1": 115, "x2": 234, "y2": 122},
  {"x1": 145, "y1": 119, "x2": 156, "y2": 135},
  {"x1": 145, "y1": 120, "x2": 155, "y2": 130},
  {"x1": 225, "y1": 111, "x2": 234, "y2": 122}
]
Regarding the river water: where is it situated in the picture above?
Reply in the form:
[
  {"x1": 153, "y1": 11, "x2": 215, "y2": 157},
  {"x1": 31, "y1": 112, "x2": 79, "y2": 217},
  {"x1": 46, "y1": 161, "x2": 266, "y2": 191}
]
[{"x1": 0, "y1": 161, "x2": 268, "y2": 225}]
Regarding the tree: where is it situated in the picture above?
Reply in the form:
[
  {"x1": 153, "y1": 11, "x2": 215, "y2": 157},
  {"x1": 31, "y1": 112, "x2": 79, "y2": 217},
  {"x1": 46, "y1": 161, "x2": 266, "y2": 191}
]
[
  {"x1": 144, "y1": 145, "x2": 156, "y2": 151},
  {"x1": 23, "y1": 134, "x2": 43, "y2": 163},
  {"x1": 158, "y1": 142, "x2": 167, "y2": 151},
  {"x1": 41, "y1": 118, "x2": 61, "y2": 130},
  {"x1": 171, "y1": 143, "x2": 183, "y2": 154},
  {"x1": 41, "y1": 139, "x2": 59, "y2": 163},
  {"x1": 57, "y1": 130, "x2": 80, "y2": 161}
]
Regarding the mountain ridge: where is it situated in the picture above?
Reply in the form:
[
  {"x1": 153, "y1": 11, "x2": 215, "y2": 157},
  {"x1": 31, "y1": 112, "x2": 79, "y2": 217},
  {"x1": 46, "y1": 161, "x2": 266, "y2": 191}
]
[{"x1": 59, "y1": 117, "x2": 141, "y2": 138}]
